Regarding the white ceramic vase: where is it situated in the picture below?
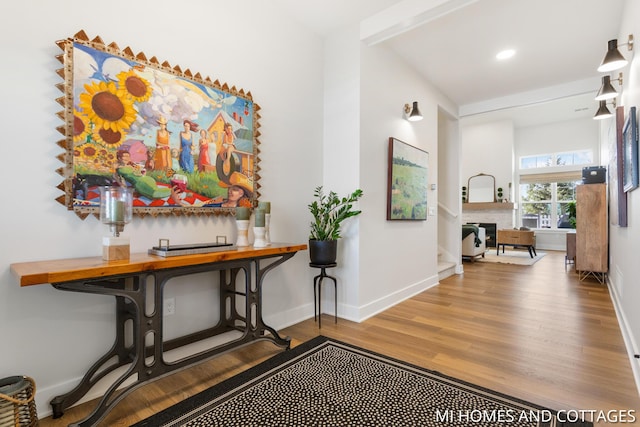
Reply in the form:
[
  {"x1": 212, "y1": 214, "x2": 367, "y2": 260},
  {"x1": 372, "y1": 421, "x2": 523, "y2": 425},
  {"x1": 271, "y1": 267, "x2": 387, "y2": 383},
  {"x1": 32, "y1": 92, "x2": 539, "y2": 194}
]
[
  {"x1": 253, "y1": 226, "x2": 267, "y2": 248},
  {"x1": 235, "y1": 220, "x2": 250, "y2": 247}
]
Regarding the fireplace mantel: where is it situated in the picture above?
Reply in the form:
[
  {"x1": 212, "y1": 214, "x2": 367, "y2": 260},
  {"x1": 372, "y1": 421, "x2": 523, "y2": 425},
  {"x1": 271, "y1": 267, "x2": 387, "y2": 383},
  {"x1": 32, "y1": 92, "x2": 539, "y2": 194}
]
[{"x1": 463, "y1": 202, "x2": 514, "y2": 211}]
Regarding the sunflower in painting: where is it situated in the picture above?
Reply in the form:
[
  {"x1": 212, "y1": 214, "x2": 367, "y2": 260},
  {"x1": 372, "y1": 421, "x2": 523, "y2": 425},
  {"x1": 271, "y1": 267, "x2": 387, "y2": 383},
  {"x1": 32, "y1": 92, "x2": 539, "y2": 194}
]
[
  {"x1": 75, "y1": 143, "x2": 98, "y2": 161},
  {"x1": 92, "y1": 127, "x2": 126, "y2": 147},
  {"x1": 72, "y1": 113, "x2": 91, "y2": 143},
  {"x1": 117, "y1": 70, "x2": 152, "y2": 103},
  {"x1": 78, "y1": 81, "x2": 136, "y2": 136}
]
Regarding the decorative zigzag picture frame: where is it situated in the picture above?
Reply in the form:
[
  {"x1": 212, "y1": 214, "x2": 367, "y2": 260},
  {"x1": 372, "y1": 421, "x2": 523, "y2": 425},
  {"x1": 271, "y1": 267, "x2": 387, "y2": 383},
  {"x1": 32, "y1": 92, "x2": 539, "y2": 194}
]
[{"x1": 55, "y1": 30, "x2": 261, "y2": 219}]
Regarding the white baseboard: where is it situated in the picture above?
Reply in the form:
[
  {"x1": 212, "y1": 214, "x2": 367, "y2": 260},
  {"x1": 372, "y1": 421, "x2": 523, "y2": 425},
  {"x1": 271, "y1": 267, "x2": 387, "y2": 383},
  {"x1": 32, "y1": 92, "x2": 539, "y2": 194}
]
[
  {"x1": 340, "y1": 274, "x2": 440, "y2": 323},
  {"x1": 607, "y1": 276, "x2": 640, "y2": 396}
]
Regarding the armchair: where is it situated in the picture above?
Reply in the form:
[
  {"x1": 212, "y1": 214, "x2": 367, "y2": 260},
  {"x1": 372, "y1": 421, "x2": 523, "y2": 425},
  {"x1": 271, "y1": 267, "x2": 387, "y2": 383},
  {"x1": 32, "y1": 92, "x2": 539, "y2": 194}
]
[{"x1": 462, "y1": 225, "x2": 486, "y2": 261}]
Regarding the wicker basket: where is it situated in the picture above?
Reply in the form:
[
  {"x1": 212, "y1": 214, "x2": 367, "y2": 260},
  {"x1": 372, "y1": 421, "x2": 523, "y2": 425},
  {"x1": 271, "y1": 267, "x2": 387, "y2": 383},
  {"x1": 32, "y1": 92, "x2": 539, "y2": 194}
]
[{"x1": 0, "y1": 376, "x2": 38, "y2": 427}]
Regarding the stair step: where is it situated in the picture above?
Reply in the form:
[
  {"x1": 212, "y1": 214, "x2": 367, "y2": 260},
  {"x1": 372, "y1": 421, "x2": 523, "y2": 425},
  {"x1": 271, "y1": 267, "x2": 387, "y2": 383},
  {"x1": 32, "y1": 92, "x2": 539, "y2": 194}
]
[{"x1": 438, "y1": 260, "x2": 455, "y2": 272}]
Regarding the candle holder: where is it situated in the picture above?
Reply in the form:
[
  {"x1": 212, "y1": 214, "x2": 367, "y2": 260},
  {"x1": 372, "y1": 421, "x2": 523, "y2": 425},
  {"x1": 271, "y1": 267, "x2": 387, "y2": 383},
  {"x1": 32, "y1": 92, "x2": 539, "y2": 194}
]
[
  {"x1": 100, "y1": 186, "x2": 133, "y2": 261},
  {"x1": 264, "y1": 213, "x2": 271, "y2": 245},
  {"x1": 253, "y1": 208, "x2": 267, "y2": 247},
  {"x1": 258, "y1": 202, "x2": 271, "y2": 245}
]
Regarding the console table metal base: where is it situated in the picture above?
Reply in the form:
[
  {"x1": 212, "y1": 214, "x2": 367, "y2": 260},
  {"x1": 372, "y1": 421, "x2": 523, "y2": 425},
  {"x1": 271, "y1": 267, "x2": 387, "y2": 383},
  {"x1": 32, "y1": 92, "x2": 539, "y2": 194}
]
[{"x1": 50, "y1": 253, "x2": 294, "y2": 427}]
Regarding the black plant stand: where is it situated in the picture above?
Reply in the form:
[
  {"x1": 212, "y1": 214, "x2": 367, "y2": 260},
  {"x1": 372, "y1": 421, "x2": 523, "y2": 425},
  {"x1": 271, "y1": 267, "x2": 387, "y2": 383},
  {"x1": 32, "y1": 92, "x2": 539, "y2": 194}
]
[{"x1": 310, "y1": 263, "x2": 337, "y2": 328}]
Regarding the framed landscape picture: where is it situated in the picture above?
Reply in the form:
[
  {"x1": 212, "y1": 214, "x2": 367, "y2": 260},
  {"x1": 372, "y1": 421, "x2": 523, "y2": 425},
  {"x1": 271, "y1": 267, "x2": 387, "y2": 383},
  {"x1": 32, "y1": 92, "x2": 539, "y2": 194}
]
[
  {"x1": 623, "y1": 106, "x2": 638, "y2": 193},
  {"x1": 387, "y1": 137, "x2": 429, "y2": 220}
]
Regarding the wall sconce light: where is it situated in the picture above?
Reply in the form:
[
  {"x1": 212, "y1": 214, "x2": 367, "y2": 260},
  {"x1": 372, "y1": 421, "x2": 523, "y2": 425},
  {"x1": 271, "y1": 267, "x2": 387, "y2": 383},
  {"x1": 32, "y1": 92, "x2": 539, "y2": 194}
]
[
  {"x1": 403, "y1": 101, "x2": 423, "y2": 121},
  {"x1": 598, "y1": 35, "x2": 634, "y2": 72},
  {"x1": 593, "y1": 99, "x2": 616, "y2": 120},
  {"x1": 595, "y1": 73, "x2": 623, "y2": 101}
]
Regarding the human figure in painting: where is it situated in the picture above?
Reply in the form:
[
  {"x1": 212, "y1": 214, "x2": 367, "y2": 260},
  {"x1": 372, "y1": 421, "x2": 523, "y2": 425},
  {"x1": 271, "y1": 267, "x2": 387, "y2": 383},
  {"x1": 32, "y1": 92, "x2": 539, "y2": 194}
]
[
  {"x1": 221, "y1": 123, "x2": 236, "y2": 175},
  {"x1": 116, "y1": 149, "x2": 137, "y2": 169},
  {"x1": 153, "y1": 116, "x2": 171, "y2": 171},
  {"x1": 198, "y1": 129, "x2": 213, "y2": 172},
  {"x1": 170, "y1": 148, "x2": 180, "y2": 172},
  {"x1": 179, "y1": 120, "x2": 197, "y2": 173},
  {"x1": 169, "y1": 183, "x2": 251, "y2": 208},
  {"x1": 145, "y1": 148, "x2": 155, "y2": 171},
  {"x1": 216, "y1": 184, "x2": 251, "y2": 207}
]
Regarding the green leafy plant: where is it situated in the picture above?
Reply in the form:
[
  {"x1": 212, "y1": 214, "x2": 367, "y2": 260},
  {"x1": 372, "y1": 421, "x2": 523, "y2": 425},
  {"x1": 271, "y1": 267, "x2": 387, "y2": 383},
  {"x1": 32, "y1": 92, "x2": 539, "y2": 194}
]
[
  {"x1": 308, "y1": 186, "x2": 363, "y2": 240},
  {"x1": 567, "y1": 201, "x2": 577, "y2": 228}
]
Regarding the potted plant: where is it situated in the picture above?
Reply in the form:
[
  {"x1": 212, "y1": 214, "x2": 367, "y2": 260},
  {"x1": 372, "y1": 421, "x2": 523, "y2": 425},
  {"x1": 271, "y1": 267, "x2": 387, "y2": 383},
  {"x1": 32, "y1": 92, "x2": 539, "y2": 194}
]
[{"x1": 308, "y1": 186, "x2": 363, "y2": 264}]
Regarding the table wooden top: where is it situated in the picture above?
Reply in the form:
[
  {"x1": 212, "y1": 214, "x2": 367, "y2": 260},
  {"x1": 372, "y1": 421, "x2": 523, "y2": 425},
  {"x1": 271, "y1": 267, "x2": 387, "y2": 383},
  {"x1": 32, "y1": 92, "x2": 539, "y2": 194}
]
[{"x1": 10, "y1": 243, "x2": 307, "y2": 287}]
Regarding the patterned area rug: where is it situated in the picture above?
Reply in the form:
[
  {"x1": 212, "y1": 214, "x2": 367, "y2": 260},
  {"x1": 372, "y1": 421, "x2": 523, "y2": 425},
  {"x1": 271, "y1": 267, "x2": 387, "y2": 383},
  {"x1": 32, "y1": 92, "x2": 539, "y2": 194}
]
[
  {"x1": 476, "y1": 249, "x2": 547, "y2": 266},
  {"x1": 134, "y1": 336, "x2": 591, "y2": 427}
]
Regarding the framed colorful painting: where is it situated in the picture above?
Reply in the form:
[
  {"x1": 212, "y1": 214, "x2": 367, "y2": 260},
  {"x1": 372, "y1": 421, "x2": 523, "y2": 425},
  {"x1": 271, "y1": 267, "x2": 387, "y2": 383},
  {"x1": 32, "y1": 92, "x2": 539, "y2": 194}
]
[
  {"x1": 387, "y1": 137, "x2": 429, "y2": 220},
  {"x1": 55, "y1": 30, "x2": 260, "y2": 218}
]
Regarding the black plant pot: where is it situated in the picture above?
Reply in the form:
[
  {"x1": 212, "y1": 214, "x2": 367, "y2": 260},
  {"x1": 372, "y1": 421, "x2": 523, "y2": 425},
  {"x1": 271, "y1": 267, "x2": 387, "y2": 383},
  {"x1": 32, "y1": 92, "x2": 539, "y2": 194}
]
[{"x1": 309, "y1": 239, "x2": 338, "y2": 265}]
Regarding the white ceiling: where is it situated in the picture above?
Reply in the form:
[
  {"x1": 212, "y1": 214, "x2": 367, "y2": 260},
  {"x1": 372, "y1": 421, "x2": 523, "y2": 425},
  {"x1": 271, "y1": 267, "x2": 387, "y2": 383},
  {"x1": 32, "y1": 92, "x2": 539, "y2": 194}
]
[{"x1": 273, "y1": 0, "x2": 629, "y2": 127}]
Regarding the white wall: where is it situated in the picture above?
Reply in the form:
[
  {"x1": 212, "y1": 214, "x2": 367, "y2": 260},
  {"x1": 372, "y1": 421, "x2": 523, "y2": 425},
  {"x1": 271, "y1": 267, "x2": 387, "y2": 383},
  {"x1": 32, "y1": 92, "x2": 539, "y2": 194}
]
[
  {"x1": 322, "y1": 26, "x2": 363, "y2": 316},
  {"x1": 357, "y1": 42, "x2": 457, "y2": 320},
  {"x1": 461, "y1": 121, "x2": 514, "y2": 200},
  {"x1": 439, "y1": 109, "x2": 462, "y2": 266},
  {"x1": 0, "y1": 0, "x2": 324, "y2": 415},
  {"x1": 515, "y1": 118, "x2": 600, "y2": 160},
  {"x1": 608, "y1": 0, "x2": 640, "y2": 391}
]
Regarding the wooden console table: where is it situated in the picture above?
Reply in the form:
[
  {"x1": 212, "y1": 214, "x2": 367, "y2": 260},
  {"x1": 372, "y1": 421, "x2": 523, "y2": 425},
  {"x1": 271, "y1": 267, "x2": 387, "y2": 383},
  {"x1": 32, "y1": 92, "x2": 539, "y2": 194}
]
[
  {"x1": 10, "y1": 243, "x2": 306, "y2": 427},
  {"x1": 496, "y1": 229, "x2": 537, "y2": 258}
]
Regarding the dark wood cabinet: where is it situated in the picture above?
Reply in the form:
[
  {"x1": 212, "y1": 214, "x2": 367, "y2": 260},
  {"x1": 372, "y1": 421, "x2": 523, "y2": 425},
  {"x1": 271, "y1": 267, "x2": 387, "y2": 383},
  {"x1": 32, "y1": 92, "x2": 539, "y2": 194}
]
[{"x1": 565, "y1": 232, "x2": 576, "y2": 269}]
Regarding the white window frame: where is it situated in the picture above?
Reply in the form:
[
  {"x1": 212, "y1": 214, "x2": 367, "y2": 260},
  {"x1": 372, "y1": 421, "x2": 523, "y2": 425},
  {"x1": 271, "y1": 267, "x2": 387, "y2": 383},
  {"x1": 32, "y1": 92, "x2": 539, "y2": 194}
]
[
  {"x1": 520, "y1": 149, "x2": 594, "y2": 170},
  {"x1": 517, "y1": 149, "x2": 593, "y2": 229},
  {"x1": 519, "y1": 181, "x2": 580, "y2": 229}
]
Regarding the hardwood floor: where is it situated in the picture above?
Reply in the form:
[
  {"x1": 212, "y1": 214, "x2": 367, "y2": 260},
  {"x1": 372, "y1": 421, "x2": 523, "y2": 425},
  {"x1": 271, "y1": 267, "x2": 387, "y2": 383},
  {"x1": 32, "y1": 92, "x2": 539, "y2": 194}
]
[{"x1": 39, "y1": 250, "x2": 639, "y2": 426}]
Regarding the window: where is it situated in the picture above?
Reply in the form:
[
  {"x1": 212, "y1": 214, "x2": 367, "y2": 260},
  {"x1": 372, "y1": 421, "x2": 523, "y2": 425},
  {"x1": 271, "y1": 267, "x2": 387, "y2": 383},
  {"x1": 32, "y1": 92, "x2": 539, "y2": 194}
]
[
  {"x1": 520, "y1": 150, "x2": 593, "y2": 169},
  {"x1": 520, "y1": 154, "x2": 552, "y2": 169},
  {"x1": 520, "y1": 180, "x2": 580, "y2": 229},
  {"x1": 518, "y1": 149, "x2": 592, "y2": 229},
  {"x1": 556, "y1": 150, "x2": 593, "y2": 166}
]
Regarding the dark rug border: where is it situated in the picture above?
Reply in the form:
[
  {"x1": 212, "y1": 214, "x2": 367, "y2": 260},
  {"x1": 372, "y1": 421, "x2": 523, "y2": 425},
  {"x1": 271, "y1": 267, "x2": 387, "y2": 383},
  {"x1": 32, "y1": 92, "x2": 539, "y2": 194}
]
[
  {"x1": 132, "y1": 336, "x2": 330, "y2": 426},
  {"x1": 133, "y1": 335, "x2": 592, "y2": 427}
]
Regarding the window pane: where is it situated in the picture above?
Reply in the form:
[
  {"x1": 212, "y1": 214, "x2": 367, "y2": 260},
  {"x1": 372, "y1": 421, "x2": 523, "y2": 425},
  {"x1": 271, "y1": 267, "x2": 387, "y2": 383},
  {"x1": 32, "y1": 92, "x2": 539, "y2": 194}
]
[
  {"x1": 557, "y1": 202, "x2": 575, "y2": 228},
  {"x1": 521, "y1": 157, "x2": 537, "y2": 169},
  {"x1": 536, "y1": 155, "x2": 553, "y2": 167},
  {"x1": 556, "y1": 181, "x2": 580, "y2": 201},
  {"x1": 574, "y1": 150, "x2": 593, "y2": 165},
  {"x1": 522, "y1": 213, "x2": 540, "y2": 228},
  {"x1": 520, "y1": 183, "x2": 551, "y2": 202},
  {"x1": 521, "y1": 202, "x2": 551, "y2": 215},
  {"x1": 557, "y1": 153, "x2": 573, "y2": 166},
  {"x1": 522, "y1": 202, "x2": 551, "y2": 228}
]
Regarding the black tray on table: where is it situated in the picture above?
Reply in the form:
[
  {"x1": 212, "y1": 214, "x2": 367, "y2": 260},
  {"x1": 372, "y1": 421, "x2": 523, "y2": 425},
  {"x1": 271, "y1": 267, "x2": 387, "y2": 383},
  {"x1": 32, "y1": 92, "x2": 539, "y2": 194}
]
[{"x1": 148, "y1": 238, "x2": 235, "y2": 257}]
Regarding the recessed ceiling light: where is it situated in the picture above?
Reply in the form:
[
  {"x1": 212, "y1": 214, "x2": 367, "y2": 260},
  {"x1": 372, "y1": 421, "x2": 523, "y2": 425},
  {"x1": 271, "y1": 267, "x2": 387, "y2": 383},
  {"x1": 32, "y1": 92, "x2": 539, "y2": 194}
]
[{"x1": 496, "y1": 49, "x2": 516, "y2": 60}]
